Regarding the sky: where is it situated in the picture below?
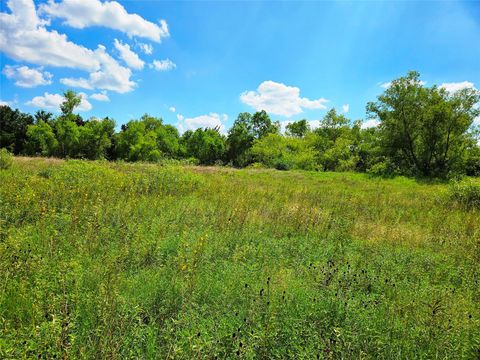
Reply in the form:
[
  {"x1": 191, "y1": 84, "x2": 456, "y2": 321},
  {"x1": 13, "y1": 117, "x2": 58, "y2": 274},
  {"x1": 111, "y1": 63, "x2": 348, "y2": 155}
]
[{"x1": 1, "y1": 0, "x2": 479, "y2": 132}]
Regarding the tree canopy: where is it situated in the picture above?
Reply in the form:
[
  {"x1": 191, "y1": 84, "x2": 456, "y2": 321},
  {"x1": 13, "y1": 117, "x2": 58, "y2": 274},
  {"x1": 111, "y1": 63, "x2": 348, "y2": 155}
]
[{"x1": 1, "y1": 73, "x2": 479, "y2": 178}]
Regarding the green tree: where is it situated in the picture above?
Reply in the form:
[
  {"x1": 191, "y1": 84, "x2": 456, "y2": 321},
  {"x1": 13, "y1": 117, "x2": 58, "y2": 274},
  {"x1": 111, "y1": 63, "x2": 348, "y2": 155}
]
[
  {"x1": 251, "y1": 110, "x2": 280, "y2": 139},
  {"x1": 115, "y1": 121, "x2": 157, "y2": 161},
  {"x1": 54, "y1": 118, "x2": 80, "y2": 158},
  {"x1": 286, "y1": 119, "x2": 310, "y2": 138},
  {"x1": 367, "y1": 71, "x2": 480, "y2": 177},
  {"x1": 26, "y1": 121, "x2": 58, "y2": 156},
  {"x1": 77, "y1": 118, "x2": 115, "y2": 159},
  {"x1": 156, "y1": 124, "x2": 182, "y2": 158},
  {"x1": 0, "y1": 105, "x2": 34, "y2": 154},
  {"x1": 34, "y1": 110, "x2": 54, "y2": 125},
  {"x1": 251, "y1": 133, "x2": 317, "y2": 170},
  {"x1": 183, "y1": 128, "x2": 226, "y2": 165},
  {"x1": 226, "y1": 111, "x2": 279, "y2": 166},
  {"x1": 60, "y1": 90, "x2": 82, "y2": 118}
]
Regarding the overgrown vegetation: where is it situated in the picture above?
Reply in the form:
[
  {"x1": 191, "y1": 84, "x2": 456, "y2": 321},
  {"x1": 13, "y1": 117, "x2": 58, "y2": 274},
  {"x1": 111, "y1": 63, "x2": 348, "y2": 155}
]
[
  {"x1": 0, "y1": 148, "x2": 13, "y2": 170},
  {"x1": 450, "y1": 179, "x2": 480, "y2": 209},
  {"x1": 0, "y1": 158, "x2": 479, "y2": 358},
  {"x1": 2, "y1": 71, "x2": 479, "y2": 178}
]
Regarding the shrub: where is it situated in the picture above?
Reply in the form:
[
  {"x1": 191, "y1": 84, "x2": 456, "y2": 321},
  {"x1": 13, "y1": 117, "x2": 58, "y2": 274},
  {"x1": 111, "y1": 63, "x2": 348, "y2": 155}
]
[
  {"x1": 247, "y1": 162, "x2": 266, "y2": 169},
  {"x1": 274, "y1": 158, "x2": 291, "y2": 171},
  {"x1": 367, "y1": 159, "x2": 399, "y2": 178},
  {"x1": 449, "y1": 179, "x2": 480, "y2": 209},
  {"x1": 0, "y1": 148, "x2": 13, "y2": 170}
]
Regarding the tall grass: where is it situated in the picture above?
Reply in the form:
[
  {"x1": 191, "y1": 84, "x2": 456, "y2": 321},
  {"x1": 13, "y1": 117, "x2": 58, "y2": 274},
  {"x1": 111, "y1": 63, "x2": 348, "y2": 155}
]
[{"x1": 0, "y1": 158, "x2": 479, "y2": 359}]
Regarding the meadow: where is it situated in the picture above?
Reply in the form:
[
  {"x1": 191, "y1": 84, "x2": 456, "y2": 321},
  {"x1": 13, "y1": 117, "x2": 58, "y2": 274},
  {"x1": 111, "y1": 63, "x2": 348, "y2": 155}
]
[{"x1": 0, "y1": 158, "x2": 479, "y2": 359}]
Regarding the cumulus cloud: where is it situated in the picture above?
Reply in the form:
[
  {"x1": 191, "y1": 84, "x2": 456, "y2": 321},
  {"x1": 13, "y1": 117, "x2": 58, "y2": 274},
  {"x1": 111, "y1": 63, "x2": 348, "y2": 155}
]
[
  {"x1": 139, "y1": 43, "x2": 153, "y2": 55},
  {"x1": 114, "y1": 39, "x2": 144, "y2": 70},
  {"x1": 0, "y1": 0, "x2": 99, "y2": 71},
  {"x1": 0, "y1": 100, "x2": 12, "y2": 106},
  {"x1": 1, "y1": 0, "x2": 136, "y2": 93},
  {"x1": 177, "y1": 113, "x2": 227, "y2": 134},
  {"x1": 26, "y1": 91, "x2": 92, "y2": 111},
  {"x1": 240, "y1": 81, "x2": 328, "y2": 117},
  {"x1": 169, "y1": 106, "x2": 176, "y2": 112},
  {"x1": 60, "y1": 45, "x2": 135, "y2": 93},
  {"x1": 39, "y1": 0, "x2": 169, "y2": 42},
  {"x1": 150, "y1": 59, "x2": 176, "y2": 72},
  {"x1": 440, "y1": 81, "x2": 476, "y2": 93},
  {"x1": 3, "y1": 65, "x2": 52, "y2": 87},
  {"x1": 342, "y1": 104, "x2": 349, "y2": 113},
  {"x1": 90, "y1": 91, "x2": 109, "y2": 101},
  {"x1": 361, "y1": 119, "x2": 380, "y2": 129}
]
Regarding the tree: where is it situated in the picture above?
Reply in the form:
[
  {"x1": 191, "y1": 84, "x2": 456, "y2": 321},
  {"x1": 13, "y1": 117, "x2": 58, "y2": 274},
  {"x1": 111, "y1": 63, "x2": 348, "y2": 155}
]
[
  {"x1": 367, "y1": 71, "x2": 480, "y2": 177},
  {"x1": 226, "y1": 111, "x2": 279, "y2": 166},
  {"x1": 226, "y1": 113, "x2": 255, "y2": 166},
  {"x1": 26, "y1": 121, "x2": 58, "y2": 156},
  {"x1": 77, "y1": 118, "x2": 115, "y2": 159},
  {"x1": 183, "y1": 128, "x2": 226, "y2": 165},
  {"x1": 115, "y1": 119, "x2": 160, "y2": 162},
  {"x1": 251, "y1": 110, "x2": 280, "y2": 139},
  {"x1": 251, "y1": 133, "x2": 317, "y2": 170},
  {"x1": 60, "y1": 90, "x2": 82, "y2": 118},
  {"x1": 156, "y1": 124, "x2": 182, "y2": 158},
  {"x1": 54, "y1": 118, "x2": 80, "y2": 158},
  {"x1": 316, "y1": 108, "x2": 350, "y2": 142},
  {"x1": 34, "y1": 110, "x2": 54, "y2": 125},
  {"x1": 286, "y1": 119, "x2": 310, "y2": 138},
  {"x1": 59, "y1": 90, "x2": 85, "y2": 126},
  {"x1": 0, "y1": 105, "x2": 34, "y2": 154}
]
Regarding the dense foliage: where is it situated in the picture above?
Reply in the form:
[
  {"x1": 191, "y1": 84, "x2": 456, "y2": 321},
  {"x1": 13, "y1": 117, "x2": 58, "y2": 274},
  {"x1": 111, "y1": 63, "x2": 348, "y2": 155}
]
[
  {"x1": 1, "y1": 71, "x2": 479, "y2": 177},
  {"x1": 1, "y1": 159, "x2": 479, "y2": 358}
]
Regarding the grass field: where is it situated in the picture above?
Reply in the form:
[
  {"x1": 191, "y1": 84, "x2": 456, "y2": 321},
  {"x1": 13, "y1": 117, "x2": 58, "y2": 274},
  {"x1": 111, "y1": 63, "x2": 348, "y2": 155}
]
[{"x1": 0, "y1": 158, "x2": 479, "y2": 359}]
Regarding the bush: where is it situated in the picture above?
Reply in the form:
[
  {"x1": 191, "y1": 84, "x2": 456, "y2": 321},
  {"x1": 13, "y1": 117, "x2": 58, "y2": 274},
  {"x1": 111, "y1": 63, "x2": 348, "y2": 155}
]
[
  {"x1": 0, "y1": 148, "x2": 13, "y2": 170},
  {"x1": 247, "y1": 162, "x2": 266, "y2": 169},
  {"x1": 274, "y1": 158, "x2": 291, "y2": 171},
  {"x1": 367, "y1": 159, "x2": 399, "y2": 178},
  {"x1": 449, "y1": 180, "x2": 480, "y2": 209}
]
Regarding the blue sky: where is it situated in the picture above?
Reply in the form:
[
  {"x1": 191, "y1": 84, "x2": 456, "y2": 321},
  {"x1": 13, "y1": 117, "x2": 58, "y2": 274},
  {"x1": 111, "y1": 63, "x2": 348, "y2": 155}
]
[{"x1": 1, "y1": 0, "x2": 479, "y2": 132}]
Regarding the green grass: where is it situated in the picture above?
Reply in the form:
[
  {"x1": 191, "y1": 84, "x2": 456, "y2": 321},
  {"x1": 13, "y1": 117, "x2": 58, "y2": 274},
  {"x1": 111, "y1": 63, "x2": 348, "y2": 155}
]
[{"x1": 1, "y1": 158, "x2": 479, "y2": 359}]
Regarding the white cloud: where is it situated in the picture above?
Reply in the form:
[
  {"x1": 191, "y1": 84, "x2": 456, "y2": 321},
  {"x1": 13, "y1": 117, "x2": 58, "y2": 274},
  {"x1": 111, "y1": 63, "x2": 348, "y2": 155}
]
[
  {"x1": 440, "y1": 81, "x2": 476, "y2": 93},
  {"x1": 342, "y1": 104, "x2": 349, "y2": 113},
  {"x1": 150, "y1": 59, "x2": 176, "y2": 72},
  {"x1": 176, "y1": 114, "x2": 184, "y2": 121},
  {"x1": 139, "y1": 43, "x2": 153, "y2": 55},
  {"x1": 169, "y1": 106, "x2": 176, "y2": 112},
  {"x1": 114, "y1": 39, "x2": 144, "y2": 70},
  {"x1": 3, "y1": 65, "x2": 52, "y2": 87},
  {"x1": 26, "y1": 91, "x2": 92, "y2": 111},
  {"x1": 240, "y1": 80, "x2": 329, "y2": 117},
  {"x1": 60, "y1": 45, "x2": 135, "y2": 93},
  {"x1": 1, "y1": 1, "x2": 136, "y2": 93},
  {"x1": 177, "y1": 113, "x2": 227, "y2": 134},
  {"x1": 90, "y1": 91, "x2": 109, "y2": 102},
  {"x1": 26, "y1": 92, "x2": 63, "y2": 109},
  {"x1": 361, "y1": 119, "x2": 380, "y2": 129},
  {"x1": 76, "y1": 92, "x2": 92, "y2": 111},
  {"x1": 0, "y1": 100, "x2": 12, "y2": 107},
  {"x1": 0, "y1": 0, "x2": 99, "y2": 71},
  {"x1": 40, "y1": 0, "x2": 169, "y2": 42}
]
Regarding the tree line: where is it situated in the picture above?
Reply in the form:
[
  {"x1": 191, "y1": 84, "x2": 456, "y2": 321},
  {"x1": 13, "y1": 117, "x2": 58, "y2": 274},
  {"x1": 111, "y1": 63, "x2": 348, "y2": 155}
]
[{"x1": 1, "y1": 71, "x2": 479, "y2": 177}]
